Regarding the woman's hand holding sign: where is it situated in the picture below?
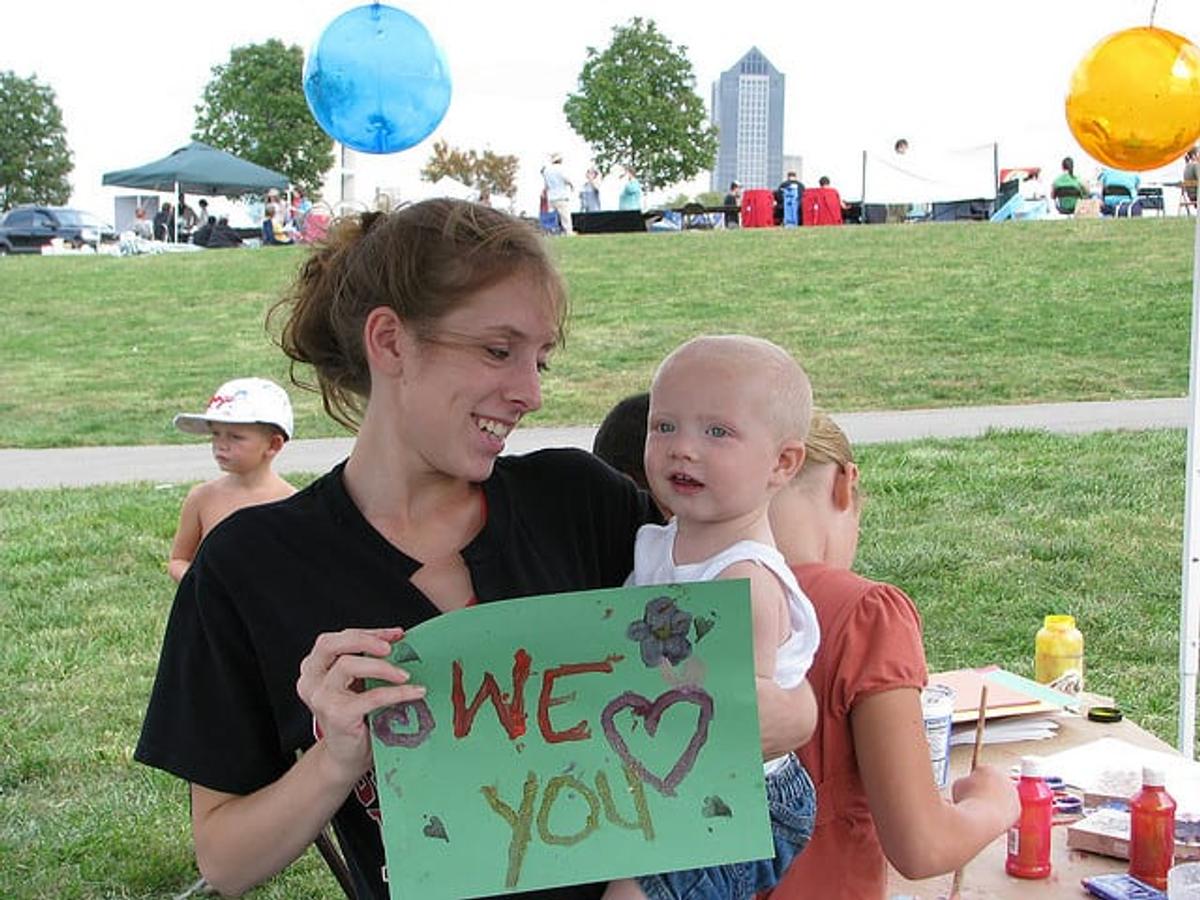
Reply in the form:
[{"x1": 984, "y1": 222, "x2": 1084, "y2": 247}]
[{"x1": 297, "y1": 627, "x2": 427, "y2": 785}]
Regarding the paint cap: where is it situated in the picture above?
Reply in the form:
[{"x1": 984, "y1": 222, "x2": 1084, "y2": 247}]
[{"x1": 1020, "y1": 756, "x2": 1045, "y2": 778}]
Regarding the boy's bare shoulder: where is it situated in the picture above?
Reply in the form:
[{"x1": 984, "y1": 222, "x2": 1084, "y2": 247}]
[
  {"x1": 266, "y1": 473, "x2": 298, "y2": 500},
  {"x1": 190, "y1": 474, "x2": 295, "y2": 536},
  {"x1": 181, "y1": 477, "x2": 222, "y2": 505}
]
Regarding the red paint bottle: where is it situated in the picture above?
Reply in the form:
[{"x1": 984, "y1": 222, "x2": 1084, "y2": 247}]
[
  {"x1": 1129, "y1": 766, "x2": 1176, "y2": 890},
  {"x1": 1006, "y1": 755, "x2": 1052, "y2": 879}
]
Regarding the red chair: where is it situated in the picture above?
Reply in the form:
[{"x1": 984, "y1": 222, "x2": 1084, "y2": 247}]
[
  {"x1": 802, "y1": 188, "x2": 844, "y2": 226},
  {"x1": 740, "y1": 189, "x2": 776, "y2": 228}
]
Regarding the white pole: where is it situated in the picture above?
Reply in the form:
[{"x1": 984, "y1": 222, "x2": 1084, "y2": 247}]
[{"x1": 1179, "y1": 209, "x2": 1200, "y2": 758}]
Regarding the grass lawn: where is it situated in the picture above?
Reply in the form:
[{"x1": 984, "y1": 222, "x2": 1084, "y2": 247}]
[
  {"x1": 1, "y1": 216, "x2": 1194, "y2": 448},
  {"x1": 0, "y1": 428, "x2": 1187, "y2": 898}
]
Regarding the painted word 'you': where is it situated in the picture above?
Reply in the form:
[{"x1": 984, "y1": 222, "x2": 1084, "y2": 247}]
[{"x1": 371, "y1": 649, "x2": 715, "y2": 887}]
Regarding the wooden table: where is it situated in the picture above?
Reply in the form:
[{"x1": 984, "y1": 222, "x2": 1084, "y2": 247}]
[{"x1": 887, "y1": 700, "x2": 1178, "y2": 898}]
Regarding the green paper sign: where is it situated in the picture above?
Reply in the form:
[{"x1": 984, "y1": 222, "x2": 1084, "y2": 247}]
[{"x1": 367, "y1": 580, "x2": 772, "y2": 898}]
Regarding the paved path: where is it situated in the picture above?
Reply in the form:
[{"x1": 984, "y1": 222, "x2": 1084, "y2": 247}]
[{"x1": 0, "y1": 397, "x2": 1188, "y2": 490}]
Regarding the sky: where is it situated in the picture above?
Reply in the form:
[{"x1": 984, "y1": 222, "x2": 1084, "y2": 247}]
[{"x1": 6, "y1": 0, "x2": 1200, "y2": 219}]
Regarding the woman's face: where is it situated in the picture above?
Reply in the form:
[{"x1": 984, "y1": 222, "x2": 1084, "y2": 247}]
[{"x1": 393, "y1": 271, "x2": 560, "y2": 483}]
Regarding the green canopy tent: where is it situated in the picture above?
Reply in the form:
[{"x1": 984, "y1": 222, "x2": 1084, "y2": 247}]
[{"x1": 102, "y1": 141, "x2": 289, "y2": 240}]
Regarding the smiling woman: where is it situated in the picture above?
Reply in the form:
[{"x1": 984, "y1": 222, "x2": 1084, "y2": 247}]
[{"x1": 134, "y1": 199, "x2": 669, "y2": 900}]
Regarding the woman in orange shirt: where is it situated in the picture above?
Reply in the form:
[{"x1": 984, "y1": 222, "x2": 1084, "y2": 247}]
[{"x1": 767, "y1": 411, "x2": 1017, "y2": 898}]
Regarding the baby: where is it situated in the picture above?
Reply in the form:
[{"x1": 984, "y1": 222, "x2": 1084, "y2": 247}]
[{"x1": 607, "y1": 334, "x2": 819, "y2": 900}]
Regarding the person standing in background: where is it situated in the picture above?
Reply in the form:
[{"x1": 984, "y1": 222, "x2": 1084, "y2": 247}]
[
  {"x1": 580, "y1": 167, "x2": 601, "y2": 213},
  {"x1": 541, "y1": 153, "x2": 575, "y2": 235},
  {"x1": 618, "y1": 165, "x2": 643, "y2": 211}
]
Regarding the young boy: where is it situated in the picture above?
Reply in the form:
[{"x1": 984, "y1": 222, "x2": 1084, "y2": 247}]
[
  {"x1": 167, "y1": 377, "x2": 296, "y2": 583},
  {"x1": 606, "y1": 334, "x2": 819, "y2": 900}
]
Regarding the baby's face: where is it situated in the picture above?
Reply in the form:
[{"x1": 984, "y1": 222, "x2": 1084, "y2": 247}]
[{"x1": 645, "y1": 350, "x2": 780, "y2": 524}]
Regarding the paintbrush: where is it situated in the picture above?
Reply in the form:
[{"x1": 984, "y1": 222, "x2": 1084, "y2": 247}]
[{"x1": 949, "y1": 684, "x2": 988, "y2": 899}]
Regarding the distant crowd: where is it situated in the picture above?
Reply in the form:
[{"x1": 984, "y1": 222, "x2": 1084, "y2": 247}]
[{"x1": 125, "y1": 188, "x2": 330, "y2": 251}]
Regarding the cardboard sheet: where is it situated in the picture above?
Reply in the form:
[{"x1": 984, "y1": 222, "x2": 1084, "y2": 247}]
[{"x1": 367, "y1": 581, "x2": 773, "y2": 899}]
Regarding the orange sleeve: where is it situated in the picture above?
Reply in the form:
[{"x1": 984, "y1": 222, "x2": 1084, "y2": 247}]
[{"x1": 825, "y1": 582, "x2": 928, "y2": 720}]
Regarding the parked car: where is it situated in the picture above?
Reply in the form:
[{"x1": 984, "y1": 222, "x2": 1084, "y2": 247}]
[{"x1": 0, "y1": 206, "x2": 118, "y2": 254}]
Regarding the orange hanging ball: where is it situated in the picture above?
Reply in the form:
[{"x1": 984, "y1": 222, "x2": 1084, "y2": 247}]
[{"x1": 1066, "y1": 26, "x2": 1200, "y2": 171}]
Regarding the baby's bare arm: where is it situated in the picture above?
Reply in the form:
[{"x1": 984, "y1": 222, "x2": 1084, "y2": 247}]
[
  {"x1": 167, "y1": 485, "x2": 206, "y2": 583},
  {"x1": 717, "y1": 561, "x2": 817, "y2": 753},
  {"x1": 717, "y1": 560, "x2": 786, "y2": 679},
  {"x1": 758, "y1": 678, "x2": 818, "y2": 756}
]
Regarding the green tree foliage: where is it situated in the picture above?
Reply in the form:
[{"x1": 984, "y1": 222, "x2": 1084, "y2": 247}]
[
  {"x1": 193, "y1": 39, "x2": 333, "y2": 197},
  {"x1": 564, "y1": 18, "x2": 717, "y2": 192},
  {"x1": 421, "y1": 140, "x2": 519, "y2": 199},
  {"x1": 0, "y1": 71, "x2": 72, "y2": 211}
]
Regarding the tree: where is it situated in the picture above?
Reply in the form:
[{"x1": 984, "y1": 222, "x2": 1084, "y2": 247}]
[
  {"x1": 564, "y1": 18, "x2": 718, "y2": 192},
  {"x1": 193, "y1": 39, "x2": 334, "y2": 197},
  {"x1": 421, "y1": 140, "x2": 519, "y2": 199},
  {"x1": 0, "y1": 71, "x2": 72, "y2": 211}
]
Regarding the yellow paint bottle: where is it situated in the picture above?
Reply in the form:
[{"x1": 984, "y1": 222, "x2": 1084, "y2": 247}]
[{"x1": 1034, "y1": 614, "x2": 1084, "y2": 694}]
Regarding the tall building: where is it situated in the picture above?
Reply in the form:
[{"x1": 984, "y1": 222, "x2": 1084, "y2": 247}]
[{"x1": 711, "y1": 47, "x2": 785, "y2": 192}]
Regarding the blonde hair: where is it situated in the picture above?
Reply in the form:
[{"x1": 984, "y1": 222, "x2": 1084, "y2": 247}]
[
  {"x1": 653, "y1": 334, "x2": 812, "y2": 442},
  {"x1": 802, "y1": 409, "x2": 853, "y2": 469},
  {"x1": 793, "y1": 409, "x2": 858, "y2": 498}
]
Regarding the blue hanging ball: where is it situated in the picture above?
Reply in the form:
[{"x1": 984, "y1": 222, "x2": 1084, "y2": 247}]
[{"x1": 303, "y1": 4, "x2": 452, "y2": 154}]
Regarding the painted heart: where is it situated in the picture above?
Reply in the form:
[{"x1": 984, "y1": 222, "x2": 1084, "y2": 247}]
[
  {"x1": 372, "y1": 698, "x2": 435, "y2": 748},
  {"x1": 422, "y1": 814, "x2": 449, "y2": 842},
  {"x1": 600, "y1": 685, "x2": 714, "y2": 796}
]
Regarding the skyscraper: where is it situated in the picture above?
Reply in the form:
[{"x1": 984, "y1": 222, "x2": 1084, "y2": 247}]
[{"x1": 711, "y1": 48, "x2": 785, "y2": 192}]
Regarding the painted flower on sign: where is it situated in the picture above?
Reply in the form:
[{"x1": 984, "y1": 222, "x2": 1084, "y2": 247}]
[{"x1": 627, "y1": 596, "x2": 693, "y2": 667}]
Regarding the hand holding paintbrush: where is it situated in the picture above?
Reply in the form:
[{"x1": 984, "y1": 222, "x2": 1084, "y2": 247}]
[{"x1": 948, "y1": 685, "x2": 989, "y2": 899}]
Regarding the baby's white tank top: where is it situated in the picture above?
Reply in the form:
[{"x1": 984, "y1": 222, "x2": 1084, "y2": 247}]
[{"x1": 629, "y1": 521, "x2": 820, "y2": 688}]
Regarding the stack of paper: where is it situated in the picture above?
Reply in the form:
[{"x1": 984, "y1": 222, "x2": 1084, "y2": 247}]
[
  {"x1": 929, "y1": 666, "x2": 1080, "y2": 724},
  {"x1": 949, "y1": 716, "x2": 1060, "y2": 746}
]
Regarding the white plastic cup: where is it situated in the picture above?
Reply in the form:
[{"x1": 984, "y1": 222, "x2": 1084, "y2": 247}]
[
  {"x1": 921, "y1": 683, "x2": 956, "y2": 790},
  {"x1": 1170, "y1": 862, "x2": 1200, "y2": 899}
]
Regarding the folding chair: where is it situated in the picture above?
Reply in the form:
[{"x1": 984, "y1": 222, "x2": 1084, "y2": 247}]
[
  {"x1": 1102, "y1": 184, "x2": 1136, "y2": 217},
  {"x1": 294, "y1": 748, "x2": 358, "y2": 899},
  {"x1": 1050, "y1": 184, "x2": 1082, "y2": 215},
  {"x1": 314, "y1": 828, "x2": 357, "y2": 899},
  {"x1": 1181, "y1": 182, "x2": 1198, "y2": 216},
  {"x1": 1136, "y1": 187, "x2": 1165, "y2": 217}
]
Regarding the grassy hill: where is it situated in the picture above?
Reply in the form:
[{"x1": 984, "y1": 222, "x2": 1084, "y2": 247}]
[{"x1": 2, "y1": 215, "x2": 1193, "y2": 447}]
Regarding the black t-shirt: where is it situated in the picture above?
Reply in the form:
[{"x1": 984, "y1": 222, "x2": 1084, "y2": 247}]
[{"x1": 136, "y1": 449, "x2": 656, "y2": 899}]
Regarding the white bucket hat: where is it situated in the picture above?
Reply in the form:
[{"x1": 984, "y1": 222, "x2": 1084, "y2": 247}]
[{"x1": 174, "y1": 377, "x2": 294, "y2": 440}]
